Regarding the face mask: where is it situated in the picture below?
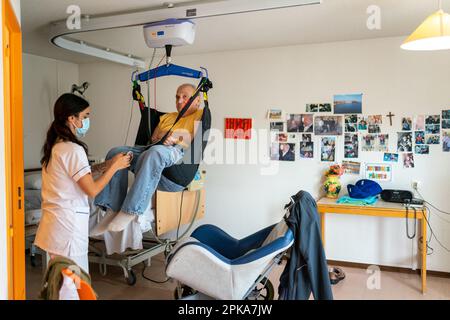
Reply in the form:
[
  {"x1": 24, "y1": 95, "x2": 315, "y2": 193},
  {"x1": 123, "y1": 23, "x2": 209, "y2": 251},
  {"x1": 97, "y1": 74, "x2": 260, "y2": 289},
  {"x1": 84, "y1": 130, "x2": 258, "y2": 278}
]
[{"x1": 75, "y1": 118, "x2": 90, "y2": 138}]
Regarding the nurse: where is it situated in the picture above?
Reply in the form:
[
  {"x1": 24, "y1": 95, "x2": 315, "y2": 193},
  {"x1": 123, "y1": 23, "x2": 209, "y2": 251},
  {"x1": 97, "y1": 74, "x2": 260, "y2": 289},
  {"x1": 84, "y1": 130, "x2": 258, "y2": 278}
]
[{"x1": 34, "y1": 93, "x2": 131, "y2": 273}]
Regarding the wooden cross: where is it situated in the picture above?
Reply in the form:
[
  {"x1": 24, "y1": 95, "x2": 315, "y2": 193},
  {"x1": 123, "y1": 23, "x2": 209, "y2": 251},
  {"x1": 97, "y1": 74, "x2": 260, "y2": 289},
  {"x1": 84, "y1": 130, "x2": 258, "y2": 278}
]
[{"x1": 386, "y1": 112, "x2": 395, "y2": 126}]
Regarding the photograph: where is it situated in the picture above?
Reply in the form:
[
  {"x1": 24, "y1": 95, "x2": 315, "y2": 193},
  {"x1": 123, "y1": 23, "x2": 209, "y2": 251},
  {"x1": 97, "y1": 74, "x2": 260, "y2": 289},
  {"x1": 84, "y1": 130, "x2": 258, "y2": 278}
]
[
  {"x1": 344, "y1": 133, "x2": 359, "y2": 158},
  {"x1": 270, "y1": 143, "x2": 280, "y2": 160},
  {"x1": 299, "y1": 142, "x2": 314, "y2": 159},
  {"x1": 397, "y1": 132, "x2": 413, "y2": 152},
  {"x1": 442, "y1": 119, "x2": 450, "y2": 129},
  {"x1": 286, "y1": 114, "x2": 314, "y2": 132},
  {"x1": 383, "y1": 153, "x2": 399, "y2": 162},
  {"x1": 443, "y1": 130, "x2": 450, "y2": 152},
  {"x1": 414, "y1": 115, "x2": 425, "y2": 131},
  {"x1": 403, "y1": 153, "x2": 415, "y2": 168},
  {"x1": 368, "y1": 115, "x2": 383, "y2": 125},
  {"x1": 362, "y1": 134, "x2": 389, "y2": 152},
  {"x1": 401, "y1": 117, "x2": 412, "y2": 131},
  {"x1": 425, "y1": 124, "x2": 440, "y2": 134},
  {"x1": 342, "y1": 160, "x2": 361, "y2": 175},
  {"x1": 302, "y1": 134, "x2": 312, "y2": 142},
  {"x1": 358, "y1": 116, "x2": 368, "y2": 130},
  {"x1": 443, "y1": 110, "x2": 450, "y2": 119},
  {"x1": 321, "y1": 137, "x2": 336, "y2": 162},
  {"x1": 415, "y1": 131, "x2": 425, "y2": 145},
  {"x1": 306, "y1": 104, "x2": 318, "y2": 112},
  {"x1": 333, "y1": 94, "x2": 362, "y2": 114},
  {"x1": 415, "y1": 145, "x2": 429, "y2": 155},
  {"x1": 425, "y1": 115, "x2": 440, "y2": 125},
  {"x1": 426, "y1": 134, "x2": 440, "y2": 144},
  {"x1": 268, "y1": 109, "x2": 282, "y2": 120},
  {"x1": 287, "y1": 114, "x2": 303, "y2": 132},
  {"x1": 276, "y1": 133, "x2": 288, "y2": 142},
  {"x1": 345, "y1": 114, "x2": 358, "y2": 124},
  {"x1": 279, "y1": 143, "x2": 296, "y2": 161},
  {"x1": 365, "y1": 163, "x2": 392, "y2": 181},
  {"x1": 270, "y1": 121, "x2": 284, "y2": 132},
  {"x1": 368, "y1": 124, "x2": 381, "y2": 134},
  {"x1": 319, "y1": 103, "x2": 332, "y2": 112},
  {"x1": 288, "y1": 133, "x2": 299, "y2": 143},
  {"x1": 314, "y1": 116, "x2": 343, "y2": 135},
  {"x1": 345, "y1": 123, "x2": 358, "y2": 133}
]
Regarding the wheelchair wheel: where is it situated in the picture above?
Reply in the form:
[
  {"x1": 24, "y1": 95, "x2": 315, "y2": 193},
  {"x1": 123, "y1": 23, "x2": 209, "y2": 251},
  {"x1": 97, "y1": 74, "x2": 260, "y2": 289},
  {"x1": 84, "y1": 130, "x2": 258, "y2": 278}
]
[
  {"x1": 174, "y1": 284, "x2": 197, "y2": 299},
  {"x1": 246, "y1": 277, "x2": 275, "y2": 300}
]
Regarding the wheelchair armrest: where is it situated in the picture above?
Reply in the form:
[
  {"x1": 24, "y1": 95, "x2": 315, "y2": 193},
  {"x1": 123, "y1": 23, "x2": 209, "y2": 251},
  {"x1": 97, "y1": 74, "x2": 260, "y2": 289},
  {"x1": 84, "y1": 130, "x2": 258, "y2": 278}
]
[{"x1": 191, "y1": 224, "x2": 275, "y2": 260}]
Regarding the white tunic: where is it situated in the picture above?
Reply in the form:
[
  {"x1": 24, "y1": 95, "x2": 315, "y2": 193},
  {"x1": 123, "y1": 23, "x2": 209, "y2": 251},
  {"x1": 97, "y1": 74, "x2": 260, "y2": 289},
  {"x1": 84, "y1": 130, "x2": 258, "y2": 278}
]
[{"x1": 34, "y1": 142, "x2": 91, "y2": 257}]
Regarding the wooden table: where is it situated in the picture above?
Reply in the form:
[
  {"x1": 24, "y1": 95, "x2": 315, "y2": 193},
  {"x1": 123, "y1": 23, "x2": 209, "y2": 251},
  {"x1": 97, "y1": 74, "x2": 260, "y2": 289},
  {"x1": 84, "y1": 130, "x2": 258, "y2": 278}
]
[{"x1": 317, "y1": 197, "x2": 428, "y2": 294}]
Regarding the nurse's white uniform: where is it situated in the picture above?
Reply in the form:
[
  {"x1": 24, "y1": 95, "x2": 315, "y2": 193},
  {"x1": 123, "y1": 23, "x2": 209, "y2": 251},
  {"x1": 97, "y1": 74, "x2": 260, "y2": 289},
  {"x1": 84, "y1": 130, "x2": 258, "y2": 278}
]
[{"x1": 34, "y1": 141, "x2": 91, "y2": 273}]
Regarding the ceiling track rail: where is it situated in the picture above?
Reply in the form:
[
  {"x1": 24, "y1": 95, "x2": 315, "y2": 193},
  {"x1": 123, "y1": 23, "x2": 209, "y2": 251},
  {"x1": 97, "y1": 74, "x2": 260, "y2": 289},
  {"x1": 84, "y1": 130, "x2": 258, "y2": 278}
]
[{"x1": 49, "y1": 0, "x2": 321, "y2": 68}]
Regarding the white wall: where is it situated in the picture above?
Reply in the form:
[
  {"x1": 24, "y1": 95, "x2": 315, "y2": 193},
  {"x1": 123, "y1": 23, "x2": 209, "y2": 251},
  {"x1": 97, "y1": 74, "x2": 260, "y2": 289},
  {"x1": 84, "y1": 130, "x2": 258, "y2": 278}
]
[
  {"x1": 0, "y1": 0, "x2": 21, "y2": 301},
  {"x1": 80, "y1": 36, "x2": 450, "y2": 272},
  {"x1": 23, "y1": 53, "x2": 79, "y2": 169}
]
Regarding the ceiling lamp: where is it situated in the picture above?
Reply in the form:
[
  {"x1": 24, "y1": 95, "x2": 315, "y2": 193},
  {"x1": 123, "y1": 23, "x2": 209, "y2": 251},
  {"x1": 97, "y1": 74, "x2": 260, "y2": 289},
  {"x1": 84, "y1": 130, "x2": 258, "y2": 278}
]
[{"x1": 401, "y1": 0, "x2": 450, "y2": 51}]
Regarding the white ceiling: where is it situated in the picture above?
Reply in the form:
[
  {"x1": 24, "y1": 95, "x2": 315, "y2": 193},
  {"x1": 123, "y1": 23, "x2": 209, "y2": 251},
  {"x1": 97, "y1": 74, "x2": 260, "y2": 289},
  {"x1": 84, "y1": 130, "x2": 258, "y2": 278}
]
[{"x1": 22, "y1": 0, "x2": 450, "y2": 65}]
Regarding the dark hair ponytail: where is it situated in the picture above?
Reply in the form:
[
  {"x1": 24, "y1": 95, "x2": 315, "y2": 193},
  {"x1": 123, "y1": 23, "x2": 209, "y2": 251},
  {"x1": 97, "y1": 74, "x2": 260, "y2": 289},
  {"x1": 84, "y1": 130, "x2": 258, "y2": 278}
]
[{"x1": 41, "y1": 93, "x2": 90, "y2": 168}]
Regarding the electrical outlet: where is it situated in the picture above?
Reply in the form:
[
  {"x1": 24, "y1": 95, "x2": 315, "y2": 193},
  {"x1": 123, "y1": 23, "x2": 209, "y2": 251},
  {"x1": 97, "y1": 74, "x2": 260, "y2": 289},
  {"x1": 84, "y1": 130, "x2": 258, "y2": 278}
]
[{"x1": 412, "y1": 181, "x2": 420, "y2": 191}]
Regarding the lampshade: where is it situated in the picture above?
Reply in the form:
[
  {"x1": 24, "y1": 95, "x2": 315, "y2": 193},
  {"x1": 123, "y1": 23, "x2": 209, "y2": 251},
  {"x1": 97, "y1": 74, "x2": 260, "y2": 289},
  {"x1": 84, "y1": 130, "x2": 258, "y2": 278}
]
[{"x1": 401, "y1": 9, "x2": 450, "y2": 50}]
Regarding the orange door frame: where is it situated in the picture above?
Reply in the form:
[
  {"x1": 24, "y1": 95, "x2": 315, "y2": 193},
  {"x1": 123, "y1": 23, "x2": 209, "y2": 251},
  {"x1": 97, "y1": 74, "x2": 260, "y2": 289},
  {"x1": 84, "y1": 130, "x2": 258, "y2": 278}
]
[{"x1": 3, "y1": 0, "x2": 25, "y2": 300}]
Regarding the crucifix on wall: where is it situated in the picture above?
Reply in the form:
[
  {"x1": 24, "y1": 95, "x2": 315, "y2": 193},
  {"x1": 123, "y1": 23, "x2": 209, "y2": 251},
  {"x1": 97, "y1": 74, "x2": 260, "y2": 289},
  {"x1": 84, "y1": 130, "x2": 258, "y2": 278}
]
[{"x1": 386, "y1": 112, "x2": 395, "y2": 126}]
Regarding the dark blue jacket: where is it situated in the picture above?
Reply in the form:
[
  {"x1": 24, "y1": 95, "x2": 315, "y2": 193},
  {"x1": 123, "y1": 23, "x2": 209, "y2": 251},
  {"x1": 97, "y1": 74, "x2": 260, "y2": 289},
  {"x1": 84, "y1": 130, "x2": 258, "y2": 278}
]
[{"x1": 278, "y1": 190, "x2": 333, "y2": 300}]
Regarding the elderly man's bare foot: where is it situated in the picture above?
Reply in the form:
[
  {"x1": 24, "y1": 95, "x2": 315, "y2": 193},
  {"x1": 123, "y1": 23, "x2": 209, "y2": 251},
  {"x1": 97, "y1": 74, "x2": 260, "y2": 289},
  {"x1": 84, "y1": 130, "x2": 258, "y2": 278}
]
[{"x1": 107, "y1": 211, "x2": 136, "y2": 232}]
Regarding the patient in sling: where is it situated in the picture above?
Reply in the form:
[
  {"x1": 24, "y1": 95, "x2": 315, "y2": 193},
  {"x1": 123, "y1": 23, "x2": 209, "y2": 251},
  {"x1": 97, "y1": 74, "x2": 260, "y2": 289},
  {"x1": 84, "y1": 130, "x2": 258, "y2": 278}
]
[{"x1": 91, "y1": 84, "x2": 203, "y2": 235}]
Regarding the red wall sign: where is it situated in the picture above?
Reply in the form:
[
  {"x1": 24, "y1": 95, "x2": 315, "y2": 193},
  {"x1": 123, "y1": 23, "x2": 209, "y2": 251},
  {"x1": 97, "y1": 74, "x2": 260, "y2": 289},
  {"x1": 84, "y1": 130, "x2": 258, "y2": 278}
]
[{"x1": 224, "y1": 118, "x2": 252, "y2": 140}]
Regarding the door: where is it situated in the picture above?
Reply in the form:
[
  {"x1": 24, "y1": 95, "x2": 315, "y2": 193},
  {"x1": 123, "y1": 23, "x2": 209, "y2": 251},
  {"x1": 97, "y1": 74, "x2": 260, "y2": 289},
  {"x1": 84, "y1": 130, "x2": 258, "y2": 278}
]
[{"x1": 3, "y1": 0, "x2": 25, "y2": 300}]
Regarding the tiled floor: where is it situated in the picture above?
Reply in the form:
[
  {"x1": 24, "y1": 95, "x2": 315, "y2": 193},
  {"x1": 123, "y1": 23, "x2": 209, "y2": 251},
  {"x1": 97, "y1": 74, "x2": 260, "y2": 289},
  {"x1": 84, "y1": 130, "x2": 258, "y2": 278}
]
[{"x1": 26, "y1": 253, "x2": 450, "y2": 300}]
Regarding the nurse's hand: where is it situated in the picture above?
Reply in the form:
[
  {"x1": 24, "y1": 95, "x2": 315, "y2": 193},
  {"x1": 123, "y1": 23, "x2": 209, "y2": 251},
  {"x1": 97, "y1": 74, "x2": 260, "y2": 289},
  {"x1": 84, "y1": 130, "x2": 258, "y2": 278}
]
[{"x1": 111, "y1": 153, "x2": 131, "y2": 171}]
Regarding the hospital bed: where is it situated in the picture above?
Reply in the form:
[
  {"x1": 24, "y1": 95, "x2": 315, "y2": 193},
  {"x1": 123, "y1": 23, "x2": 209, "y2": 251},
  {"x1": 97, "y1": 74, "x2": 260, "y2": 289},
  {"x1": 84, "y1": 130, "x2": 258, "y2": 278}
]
[
  {"x1": 88, "y1": 186, "x2": 205, "y2": 286},
  {"x1": 24, "y1": 168, "x2": 45, "y2": 267}
]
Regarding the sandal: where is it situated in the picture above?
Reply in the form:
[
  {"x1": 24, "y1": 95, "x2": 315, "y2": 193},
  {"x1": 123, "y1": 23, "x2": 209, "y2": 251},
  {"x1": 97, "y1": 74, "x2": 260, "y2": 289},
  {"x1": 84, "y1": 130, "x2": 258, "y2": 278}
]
[{"x1": 328, "y1": 267, "x2": 345, "y2": 285}]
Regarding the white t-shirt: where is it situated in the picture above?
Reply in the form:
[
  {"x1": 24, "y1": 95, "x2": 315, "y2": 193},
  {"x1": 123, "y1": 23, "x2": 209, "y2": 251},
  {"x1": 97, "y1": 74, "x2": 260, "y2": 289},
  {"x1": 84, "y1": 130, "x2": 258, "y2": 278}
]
[{"x1": 34, "y1": 141, "x2": 92, "y2": 257}]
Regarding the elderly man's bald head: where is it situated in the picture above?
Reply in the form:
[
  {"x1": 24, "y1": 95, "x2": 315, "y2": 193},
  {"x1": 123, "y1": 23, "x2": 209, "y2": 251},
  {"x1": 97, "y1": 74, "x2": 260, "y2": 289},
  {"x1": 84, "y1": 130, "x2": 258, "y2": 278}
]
[{"x1": 175, "y1": 83, "x2": 201, "y2": 116}]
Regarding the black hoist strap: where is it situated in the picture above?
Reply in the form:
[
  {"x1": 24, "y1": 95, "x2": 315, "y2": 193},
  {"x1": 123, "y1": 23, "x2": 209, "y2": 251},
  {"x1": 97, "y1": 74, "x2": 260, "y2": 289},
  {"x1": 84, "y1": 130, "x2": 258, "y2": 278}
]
[{"x1": 132, "y1": 81, "x2": 146, "y2": 111}]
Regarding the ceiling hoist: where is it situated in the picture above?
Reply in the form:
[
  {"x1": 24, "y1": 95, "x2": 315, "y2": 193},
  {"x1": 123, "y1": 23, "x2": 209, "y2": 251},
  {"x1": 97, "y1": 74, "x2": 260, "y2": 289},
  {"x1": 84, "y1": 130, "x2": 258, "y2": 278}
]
[{"x1": 131, "y1": 19, "x2": 213, "y2": 188}]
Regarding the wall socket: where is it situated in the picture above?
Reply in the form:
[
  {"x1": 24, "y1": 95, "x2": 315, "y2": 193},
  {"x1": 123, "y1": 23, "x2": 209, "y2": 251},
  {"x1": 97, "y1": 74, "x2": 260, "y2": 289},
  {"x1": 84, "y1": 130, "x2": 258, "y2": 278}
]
[{"x1": 412, "y1": 181, "x2": 420, "y2": 191}]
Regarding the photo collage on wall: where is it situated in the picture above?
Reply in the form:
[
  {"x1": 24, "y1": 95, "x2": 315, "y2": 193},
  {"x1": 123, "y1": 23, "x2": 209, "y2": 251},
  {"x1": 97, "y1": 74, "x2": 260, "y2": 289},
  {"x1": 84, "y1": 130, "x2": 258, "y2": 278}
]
[{"x1": 267, "y1": 98, "x2": 449, "y2": 170}]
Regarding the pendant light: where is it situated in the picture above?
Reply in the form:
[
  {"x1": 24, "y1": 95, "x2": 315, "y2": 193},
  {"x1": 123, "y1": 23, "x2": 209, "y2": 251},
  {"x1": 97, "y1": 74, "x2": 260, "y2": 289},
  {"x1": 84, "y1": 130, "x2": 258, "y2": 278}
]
[{"x1": 401, "y1": 0, "x2": 450, "y2": 50}]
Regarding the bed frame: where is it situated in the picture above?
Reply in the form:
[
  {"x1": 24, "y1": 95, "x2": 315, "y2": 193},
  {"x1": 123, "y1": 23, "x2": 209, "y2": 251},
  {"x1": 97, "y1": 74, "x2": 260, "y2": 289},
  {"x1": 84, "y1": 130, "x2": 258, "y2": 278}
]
[{"x1": 88, "y1": 188, "x2": 205, "y2": 285}]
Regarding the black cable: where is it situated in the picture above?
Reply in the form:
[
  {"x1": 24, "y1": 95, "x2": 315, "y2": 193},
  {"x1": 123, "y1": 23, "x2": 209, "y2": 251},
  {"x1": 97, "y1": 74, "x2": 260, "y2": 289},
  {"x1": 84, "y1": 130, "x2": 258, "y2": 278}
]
[
  {"x1": 176, "y1": 190, "x2": 186, "y2": 241},
  {"x1": 405, "y1": 206, "x2": 417, "y2": 239},
  {"x1": 140, "y1": 262, "x2": 170, "y2": 284},
  {"x1": 423, "y1": 205, "x2": 450, "y2": 253},
  {"x1": 416, "y1": 189, "x2": 450, "y2": 215},
  {"x1": 417, "y1": 207, "x2": 434, "y2": 256}
]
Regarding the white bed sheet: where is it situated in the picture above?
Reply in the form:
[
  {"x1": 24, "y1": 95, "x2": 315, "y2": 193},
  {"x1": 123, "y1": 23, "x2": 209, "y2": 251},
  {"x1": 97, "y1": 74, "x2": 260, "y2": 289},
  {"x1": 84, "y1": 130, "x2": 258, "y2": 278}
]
[{"x1": 88, "y1": 205, "x2": 155, "y2": 255}]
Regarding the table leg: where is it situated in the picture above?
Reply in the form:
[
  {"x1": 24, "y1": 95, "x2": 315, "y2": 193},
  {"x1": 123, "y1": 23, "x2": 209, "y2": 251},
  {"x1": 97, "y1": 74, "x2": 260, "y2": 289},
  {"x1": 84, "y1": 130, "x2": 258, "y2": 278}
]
[
  {"x1": 321, "y1": 212, "x2": 325, "y2": 248},
  {"x1": 421, "y1": 211, "x2": 427, "y2": 294}
]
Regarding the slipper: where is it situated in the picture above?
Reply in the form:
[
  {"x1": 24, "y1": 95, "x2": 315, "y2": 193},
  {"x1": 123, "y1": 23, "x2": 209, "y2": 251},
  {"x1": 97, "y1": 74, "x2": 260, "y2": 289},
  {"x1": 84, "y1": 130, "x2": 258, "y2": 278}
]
[{"x1": 328, "y1": 267, "x2": 345, "y2": 285}]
